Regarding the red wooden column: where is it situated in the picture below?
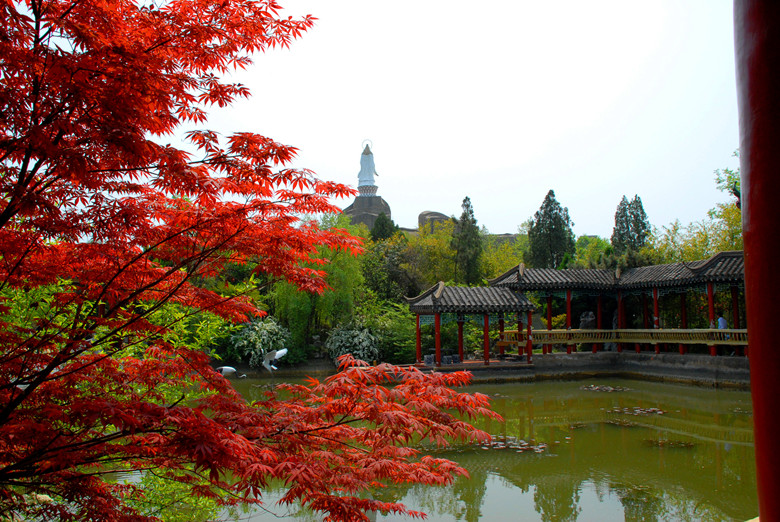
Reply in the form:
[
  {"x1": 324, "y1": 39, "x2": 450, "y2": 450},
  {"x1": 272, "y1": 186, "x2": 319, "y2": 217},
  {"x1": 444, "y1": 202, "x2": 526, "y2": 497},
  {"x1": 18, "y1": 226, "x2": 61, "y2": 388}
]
[
  {"x1": 545, "y1": 294, "x2": 553, "y2": 355},
  {"x1": 736, "y1": 4, "x2": 780, "y2": 516},
  {"x1": 565, "y1": 289, "x2": 573, "y2": 354},
  {"x1": 434, "y1": 313, "x2": 442, "y2": 366},
  {"x1": 707, "y1": 282, "x2": 716, "y2": 356},
  {"x1": 593, "y1": 294, "x2": 603, "y2": 353},
  {"x1": 616, "y1": 291, "x2": 624, "y2": 353},
  {"x1": 679, "y1": 293, "x2": 688, "y2": 354},
  {"x1": 731, "y1": 285, "x2": 743, "y2": 357},
  {"x1": 653, "y1": 287, "x2": 661, "y2": 354},
  {"x1": 457, "y1": 315, "x2": 465, "y2": 363},
  {"x1": 415, "y1": 314, "x2": 422, "y2": 363},
  {"x1": 482, "y1": 314, "x2": 490, "y2": 365},
  {"x1": 526, "y1": 311, "x2": 533, "y2": 363},
  {"x1": 498, "y1": 313, "x2": 505, "y2": 357},
  {"x1": 517, "y1": 314, "x2": 524, "y2": 356}
]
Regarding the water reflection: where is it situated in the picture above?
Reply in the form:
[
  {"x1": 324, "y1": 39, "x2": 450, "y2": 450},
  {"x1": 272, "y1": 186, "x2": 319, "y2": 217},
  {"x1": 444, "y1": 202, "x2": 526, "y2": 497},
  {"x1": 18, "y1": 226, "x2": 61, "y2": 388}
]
[{"x1": 235, "y1": 378, "x2": 757, "y2": 522}]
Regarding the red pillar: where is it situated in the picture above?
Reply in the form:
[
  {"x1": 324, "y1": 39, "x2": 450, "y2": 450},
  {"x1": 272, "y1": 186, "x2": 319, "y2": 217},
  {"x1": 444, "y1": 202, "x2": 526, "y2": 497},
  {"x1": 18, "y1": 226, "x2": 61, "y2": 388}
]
[
  {"x1": 517, "y1": 314, "x2": 524, "y2": 356},
  {"x1": 415, "y1": 314, "x2": 422, "y2": 363},
  {"x1": 498, "y1": 313, "x2": 505, "y2": 356},
  {"x1": 457, "y1": 317, "x2": 465, "y2": 363},
  {"x1": 731, "y1": 285, "x2": 743, "y2": 357},
  {"x1": 545, "y1": 294, "x2": 553, "y2": 355},
  {"x1": 594, "y1": 294, "x2": 603, "y2": 353},
  {"x1": 653, "y1": 287, "x2": 660, "y2": 354},
  {"x1": 731, "y1": 285, "x2": 741, "y2": 329},
  {"x1": 617, "y1": 291, "x2": 624, "y2": 353},
  {"x1": 526, "y1": 311, "x2": 533, "y2": 363},
  {"x1": 736, "y1": 4, "x2": 780, "y2": 515},
  {"x1": 707, "y1": 282, "x2": 716, "y2": 356},
  {"x1": 434, "y1": 313, "x2": 442, "y2": 366},
  {"x1": 679, "y1": 292, "x2": 688, "y2": 355},
  {"x1": 566, "y1": 289, "x2": 573, "y2": 354},
  {"x1": 482, "y1": 314, "x2": 490, "y2": 365}
]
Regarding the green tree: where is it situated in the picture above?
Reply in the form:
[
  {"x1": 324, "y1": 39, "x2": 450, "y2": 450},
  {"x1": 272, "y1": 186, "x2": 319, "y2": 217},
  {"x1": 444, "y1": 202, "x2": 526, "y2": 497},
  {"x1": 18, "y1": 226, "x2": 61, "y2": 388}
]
[
  {"x1": 611, "y1": 195, "x2": 650, "y2": 255},
  {"x1": 370, "y1": 212, "x2": 399, "y2": 241},
  {"x1": 361, "y1": 234, "x2": 412, "y2": 301},
  {"x1": 481, "y1": 230, "x2": 528, "y2": 279},
  {"x1": 573, "y1": 235, "x2": 610, "y2": 268},
  {"x1": 451, "y1": 196, "x2": 483, "y2": 285},
  {"x1": 402, "y1": 219, "x2": 457, "y2": 290},
  {"x1": 526, "y1": 190, "x2": 575, "y2": 268}
]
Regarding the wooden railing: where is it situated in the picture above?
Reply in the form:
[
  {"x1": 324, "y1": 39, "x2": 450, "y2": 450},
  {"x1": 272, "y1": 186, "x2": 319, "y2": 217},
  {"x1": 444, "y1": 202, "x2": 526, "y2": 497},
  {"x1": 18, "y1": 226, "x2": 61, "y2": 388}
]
[{"x1": 499, "y1": 328, "x2": 748, "y2": 347}]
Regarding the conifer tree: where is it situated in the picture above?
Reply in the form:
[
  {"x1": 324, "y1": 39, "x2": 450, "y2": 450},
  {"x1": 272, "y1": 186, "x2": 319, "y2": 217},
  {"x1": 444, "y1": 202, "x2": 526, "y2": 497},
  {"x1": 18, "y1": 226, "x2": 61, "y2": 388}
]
[
  {"x1": 526, "y1": 190, "x2": 575, "y2": 269},
  {"x1": 370, "y1": 212, "x2": 398, "y2": 241},
  {"x1": 611, "y1": 195, "x2": 650, "y2": 254},
  {"x1": 451, "y1": 196, "x2": 483, "y2": 285}
]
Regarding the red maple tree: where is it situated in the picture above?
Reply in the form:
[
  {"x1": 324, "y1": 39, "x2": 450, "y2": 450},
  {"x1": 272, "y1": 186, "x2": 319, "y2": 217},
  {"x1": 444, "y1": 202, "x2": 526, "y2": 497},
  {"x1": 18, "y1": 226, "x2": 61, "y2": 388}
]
[{"x1": 0, "y1": 1, "x2": 498, "y2": 520}]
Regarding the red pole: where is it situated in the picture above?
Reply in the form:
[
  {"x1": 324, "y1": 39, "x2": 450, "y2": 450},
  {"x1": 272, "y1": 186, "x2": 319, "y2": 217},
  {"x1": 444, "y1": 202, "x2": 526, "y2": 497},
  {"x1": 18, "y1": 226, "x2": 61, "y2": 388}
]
[
  {"x1": 736, "y1": 3, "x2": 780, "y2": 515},
  {"x1": 617, "y1": 291, "x2": 624, "y2": 353},
  {"x1": 731, "y1": 285, "x2": 741, "y2": 329},
  {"x1": 653, "y1": 287, "x2": 660, "y2": 355},
  {"x1": 594, "y1": 294, "x2": 603, "y2": 353},
  {"x1": 566, "y1": 289, "x2": 573, "y2": 354},
  {"x1": 434, "y1": 313, "x2": 442, "y2": 366},
  {"x1": 707, "y1": 282, "x2": 716, "y2": 356},
  {"x1": 457, "y1": 317, "x2": 465, "y2": 363},
  {"x1": 498, "y1": 314, "x2": 505, "y2": 357},
  {"x1": 415, "y1": 314, "x2": 422, "y2": 363},
  {"x1": 679, "y1": 292, "x2": 688, "y2": 355},
  {"x1": 526, "y1": 311, "x2": 533, "y2": 363},
  {"x1": 546, "y1": 294, "x2": 552, "y2": 355},
  {"x1": 517, "y1": 314, "x2": 524, "y2": 356},
  {"x1": 483, "y1": 314, "x2": 490, "y2": 365}
]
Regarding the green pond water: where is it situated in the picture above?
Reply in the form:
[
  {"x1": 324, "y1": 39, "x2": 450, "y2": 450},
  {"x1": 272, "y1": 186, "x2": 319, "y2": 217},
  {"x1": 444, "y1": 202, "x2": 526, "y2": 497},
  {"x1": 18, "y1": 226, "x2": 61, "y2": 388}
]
[{"x1": 230, "y1": 377, "x2": 757, "y2": 522}]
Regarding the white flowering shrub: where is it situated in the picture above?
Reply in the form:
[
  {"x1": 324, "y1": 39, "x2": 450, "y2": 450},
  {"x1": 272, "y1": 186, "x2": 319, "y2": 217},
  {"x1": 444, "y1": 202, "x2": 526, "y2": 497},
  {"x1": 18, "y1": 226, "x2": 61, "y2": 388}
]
[
  {"x1": 325, "y1": 324, "x2": 379, "y2": 363},
  {"x1": 230, "y1": 317, "x2": 290, "y2": 369}
]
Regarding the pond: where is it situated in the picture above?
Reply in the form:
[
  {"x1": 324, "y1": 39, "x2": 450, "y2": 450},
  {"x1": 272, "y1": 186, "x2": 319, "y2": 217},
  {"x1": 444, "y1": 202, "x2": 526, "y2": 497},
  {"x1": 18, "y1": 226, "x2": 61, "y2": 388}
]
[{"x1": 230, "y1": 377, "x2": 757, "y2": 522}]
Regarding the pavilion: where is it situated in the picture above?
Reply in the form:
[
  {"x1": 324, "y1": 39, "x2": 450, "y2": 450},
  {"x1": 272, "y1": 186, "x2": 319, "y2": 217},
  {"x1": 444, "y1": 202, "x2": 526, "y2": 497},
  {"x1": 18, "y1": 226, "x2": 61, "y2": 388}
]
[{"x1": 408, "y1": 251, "x2": 747, "y2": 364}]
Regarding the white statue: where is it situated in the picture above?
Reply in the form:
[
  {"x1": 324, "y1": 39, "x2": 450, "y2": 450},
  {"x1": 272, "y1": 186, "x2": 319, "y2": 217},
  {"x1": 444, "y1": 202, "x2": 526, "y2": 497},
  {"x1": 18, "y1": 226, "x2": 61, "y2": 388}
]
[{"x1": 358, "y1": 144, "x2": 377, "y2": 187}]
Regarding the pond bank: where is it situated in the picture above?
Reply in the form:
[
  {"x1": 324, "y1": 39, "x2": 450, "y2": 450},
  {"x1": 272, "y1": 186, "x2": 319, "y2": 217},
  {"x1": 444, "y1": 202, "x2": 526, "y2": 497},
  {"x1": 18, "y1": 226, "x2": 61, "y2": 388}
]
[
  {"x1": 252, "y1": 352, "x2": 750, "y2": 389},
  {"x1": 423, "y1": 352, "x2": 751, "y2": 389}
]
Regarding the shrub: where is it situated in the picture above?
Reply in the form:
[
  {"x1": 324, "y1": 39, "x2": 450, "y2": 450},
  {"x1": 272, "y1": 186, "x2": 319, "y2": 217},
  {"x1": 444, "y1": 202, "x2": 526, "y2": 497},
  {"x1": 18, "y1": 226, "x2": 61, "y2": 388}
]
[
  {"x1": 230, "y1": 317, "x2": 291, "y2": 369},
  {"x1": 325, "y1": 324, "x2": 379, "y2": 363}
]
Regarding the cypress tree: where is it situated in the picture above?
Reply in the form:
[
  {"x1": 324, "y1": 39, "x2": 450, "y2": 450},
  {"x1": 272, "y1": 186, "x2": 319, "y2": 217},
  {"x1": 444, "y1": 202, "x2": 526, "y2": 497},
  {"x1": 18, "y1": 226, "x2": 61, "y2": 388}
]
[
  {"x1": 611, "y1": 195, "x2": 650, "y2": 255},
  {"x1": 526, "y1": 190, "x2": 575, "y2": 269},
  {"x1": 370, "y1": 213, "x2": 398, "y2": 242},
  {"x1": 451, "y1": 196, "x2": 483, "y2": 285}
]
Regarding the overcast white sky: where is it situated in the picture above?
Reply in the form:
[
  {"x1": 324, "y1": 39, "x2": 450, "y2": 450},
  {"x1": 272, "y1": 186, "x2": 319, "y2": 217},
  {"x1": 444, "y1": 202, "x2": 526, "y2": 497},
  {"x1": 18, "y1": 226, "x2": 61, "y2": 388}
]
[{"x1": 207, "y1": 0, "x2": 740, "y2": 238}]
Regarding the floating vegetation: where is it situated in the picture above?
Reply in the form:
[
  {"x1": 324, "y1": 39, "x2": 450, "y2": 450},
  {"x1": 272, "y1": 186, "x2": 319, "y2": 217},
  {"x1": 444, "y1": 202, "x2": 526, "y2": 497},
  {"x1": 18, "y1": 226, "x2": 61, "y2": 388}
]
[
  {"x1": 581, "y1": 384, "x2": 631, "y2": 392},
  {"x1": 480, "y1": 436, "x2": 548, "y2": 454},
  {"x1": 568, "y1": 422, "x2": 587, "y2": 430},
  {"x1": 644, "y1": 439, "x2": 696, "y2": 449},
  {"x1": 606, "y1": 419, "x2": 638, "y2": 427},
  {"x1": 608, "y1": 406, "x2": 666, "y2": 416}
]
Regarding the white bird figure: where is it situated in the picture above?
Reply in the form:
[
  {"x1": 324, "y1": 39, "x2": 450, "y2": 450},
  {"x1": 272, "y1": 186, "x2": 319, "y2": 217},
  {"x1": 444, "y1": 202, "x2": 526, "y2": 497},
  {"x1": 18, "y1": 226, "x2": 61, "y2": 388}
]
[
  {"x1": 262, "y1": 348, "x2": 288, "y2": 372},
  {"x1": 216, "y1": 366, "x2": 248, "y2": 378}
]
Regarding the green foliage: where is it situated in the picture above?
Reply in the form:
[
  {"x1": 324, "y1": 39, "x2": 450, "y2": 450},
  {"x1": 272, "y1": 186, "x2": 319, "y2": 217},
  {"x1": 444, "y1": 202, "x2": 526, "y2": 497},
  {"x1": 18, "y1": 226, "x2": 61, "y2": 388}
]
[
  {"x1": 573, "y1": 235, "x2": 610, "y2": 268},
  {"x1": 325, "y1": 323, "x2": 379, "y2": 363},
  {"x1": 611, "y1": 195, "x2": 650, "y2": 255},
  {"x1": 361, "y1": 234, "x2": 410, "y2": 302},
  {"x1": 402, "y1": 219, "x2": 457, "y2": 290},
  {"x1": 355, "y1": 291, "x2": 417, "y2": 364},
  {"x1": 540, "y1": 313, "x2": 567, "y2": 329},
  {"x1": 451, "y1": 196, "x2": 483, "y2": 285},
  {"x1": 230, "y1": 317, "x2": 291, "y2": 369},
  {"x1": 272, "y1": 214, "x2": 364, "y2": 354},
  {"x1": 480, "y1": 232, "x2": 528, "y2": 279},
  {"x1": 370, "y1": 212, "x2": 399, "y2": 242},
  {"x1": 526, "y1": 190, "x2": 576, "y2": 268}
]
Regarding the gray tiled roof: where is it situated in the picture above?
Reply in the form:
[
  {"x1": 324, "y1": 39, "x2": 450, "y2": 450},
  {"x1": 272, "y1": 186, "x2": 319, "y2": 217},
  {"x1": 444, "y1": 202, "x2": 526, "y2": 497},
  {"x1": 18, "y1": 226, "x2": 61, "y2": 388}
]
[
  {"x1": 407, "y1": 282, "x2": 536, "y2": 314},
  {"x1": 490, "y1": 251, "x2": 744, "y2": 292}
]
